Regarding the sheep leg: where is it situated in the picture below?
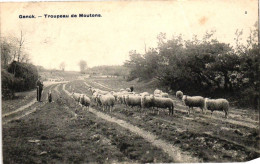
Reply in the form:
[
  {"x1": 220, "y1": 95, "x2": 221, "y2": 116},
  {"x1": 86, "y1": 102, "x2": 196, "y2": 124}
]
[
  {"x1": 203, "y1": 109, "x2": 207, "y2": 115},
  {"x1": 225, "y1": 110, "x2": 228, "y2": 118},
  {"x1": 170, "y1": 107, "x2": 173, "y2": 116}
]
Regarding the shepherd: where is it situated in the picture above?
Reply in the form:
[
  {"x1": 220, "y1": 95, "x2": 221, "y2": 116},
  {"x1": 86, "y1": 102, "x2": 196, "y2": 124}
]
[
  {"x1": 130, "y1": 86, "x2": 134, "y2": 92},
  {"x1": 36, "y1": 76, "x2": 44, "y2": 102}
]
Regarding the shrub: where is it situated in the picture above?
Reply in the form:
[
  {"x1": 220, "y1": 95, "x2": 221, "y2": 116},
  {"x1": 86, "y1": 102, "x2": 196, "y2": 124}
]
[
  {"x1": 1, "y1": 69, "x2": 15, "y2": 99},
  {"x1": 7, "y1": 61, "x2": 38, "y2": 91},
  {"x1": 238, "y1": 87, "x2": 259, "y2": 108}
]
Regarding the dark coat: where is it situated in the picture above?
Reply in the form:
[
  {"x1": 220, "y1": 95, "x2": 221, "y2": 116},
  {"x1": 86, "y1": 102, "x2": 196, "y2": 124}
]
[{"x1": 36, "y1": 80, "x2": 43, "y2": 90}]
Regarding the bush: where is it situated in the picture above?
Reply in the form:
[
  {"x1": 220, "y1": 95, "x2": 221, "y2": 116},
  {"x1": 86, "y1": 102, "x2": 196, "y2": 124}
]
[
  {"x1": 238, "y1": 87, "x2": 259, "y2": 108},
  {"x1": 1, "y1": 69, "x2": 15, "y2": 99},
  {"x1": 7, "y1": 61, "x2": 38, "y2": 92}
]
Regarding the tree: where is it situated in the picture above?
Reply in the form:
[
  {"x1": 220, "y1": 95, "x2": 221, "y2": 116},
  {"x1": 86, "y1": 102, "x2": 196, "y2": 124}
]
[
  {"x1": 17, "y1": 30, "x2": 25, "y2": 62},
  {"x1": 20, "y1": 52, "x2": 30, "y2": 63},
  {"x1": 2, "y1": 31, "x2": 31, "y2": 76},
  {"x1": 79, "y1": 60, "x2": 87, "y2": 73},
  {"x1": 59, "y1": 62, "x2": 66, "y2": 71},
  {"x1": 1, "y1": 38, "x2": 12, "y2": 68},
  {"x1": 124, "y1": 50, "x2": 145, "y2": 80}
]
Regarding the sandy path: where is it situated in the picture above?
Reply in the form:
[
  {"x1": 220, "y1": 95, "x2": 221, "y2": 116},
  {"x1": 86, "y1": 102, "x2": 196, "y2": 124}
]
[
  {"x1": 2, "y1": 82, "x2": 67, "y2": 118},
  {"x1": 88, "y1": 108, "x2": 201, "y2": 162},
  {"x1": 45, "y1": 84, "x2": 56, "y2": 101},
  {"x1": 63, "y1": 84, "x2": 200, "y2": 163},
  {"x1": 2, "y1": 83, "x2": 63, "y2": 124},
  {"x1": 2, "y1": 107, "x2": 37, "y2": 125},
  {"x1": 93, "y1": 81, "x2": 113, "y2": 90},
  {"x1": 174, "y1": 103, "x2": 258, "y2": 129},
  {"x1": 88, "y1": 81, "x2": 114, "y2": 90},
  {"x1": 152, "y1": 116, "x2": 260, "y2": 154},
  {"x1": 2, "y1": 99, "x2": 37, "y2": 118},
  {"x1": 53, "y1": 84, "x2": 61, "y2": 94}
]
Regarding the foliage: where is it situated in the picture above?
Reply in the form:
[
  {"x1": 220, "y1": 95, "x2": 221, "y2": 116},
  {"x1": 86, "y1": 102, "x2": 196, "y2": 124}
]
[
  {"x1": 124, "y1": 24, "x2": 259, "y2": 108},
  {"x1": 1, "y1": 33, "x2": 31, "y2": 70},
  {"x1": 1, "y1": 69, "x2": 15, "y2": 99},
  {"x1": 7, "y1": 61, "x2": 38, "y2": 92},
  {"x1": 59, "y1": 62, "x2": 66, "y2": 71},
  {"x1": 1, "y1": 39, "x2": 12, "y2": 69},
  {"x1": 79, "y1": 60, "x2": 87, "y2": 74}
]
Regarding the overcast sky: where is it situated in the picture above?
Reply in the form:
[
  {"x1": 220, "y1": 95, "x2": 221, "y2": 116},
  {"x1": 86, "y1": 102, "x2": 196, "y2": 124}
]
[{"x1": 0, "y1": 0, "x2": 258, "y2": 71}]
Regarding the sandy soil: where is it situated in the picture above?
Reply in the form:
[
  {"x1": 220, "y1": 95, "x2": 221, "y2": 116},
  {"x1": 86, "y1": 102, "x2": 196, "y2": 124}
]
[{"x1": 2, "y1": 77, "x2": 259, "y2": 163}]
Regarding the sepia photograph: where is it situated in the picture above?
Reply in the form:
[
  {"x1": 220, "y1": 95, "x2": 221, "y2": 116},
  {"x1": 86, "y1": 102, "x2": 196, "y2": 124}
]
[{"x1": 0, "y1": 0, "x2": 259, "y2": 163}]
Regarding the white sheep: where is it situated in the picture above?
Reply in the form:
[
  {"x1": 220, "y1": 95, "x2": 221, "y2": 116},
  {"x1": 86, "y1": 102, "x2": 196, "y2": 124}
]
[
  {"x1": 80, "y1": 94, "x2": 91, "y2": 109},
  {"x1": 116, "y1": 93, "x2": 124, "y2": 104},
  {"x1": 151, "y1": 96, "x2": 175, "y2": 115},
  {"x1": 154, "y1": 94, "x2": 162, "y2": 97},
  {"x1": 161, "y1": 92, "x2": 169, "y2": 98},
  {"x1": 140, "y1": 92, "x2": 150, "y2": 97},
  {"x1": 154, "y1": 92, "x2": 169, "y2": 98},
  {"x1": 141, "y1": 95, "x2": 154, "y2": 109},
  {"x1": 126, "y1": 88, "x2": 131, "y2": 92},
  {"x1": 154, "y1": 89, "x2": 162, "y2": 95},
  {"x1": 88, "y1": 87, "x2": 98, "y2": 94},
  {"x1": 95, "y1": 90, "x2": 109, "y2": 95},
  {"x1": 91, "y1": 92, "x2": 99, "y2": 106},
  {"x1": 182, "y1": 95, "x2": 205, "y2": 114},
  {"x1": 204, "y1": 98, "x2": 229, "y2": 118},
  {"x1": 111, "y1": 91, "x2": 120, "y2": 102},
  {"x1": 125, "y1": 95, "x2": 142, "y2": 108},
  {"x1": 71, "y1": 92, "x2": 81, "y2": 102},
  {"x1": 176, "y1": 91, "x2": 183, "y2": 100},
  {"x1": 99, "y1": 94, "x2": 115, "y2": 112}
]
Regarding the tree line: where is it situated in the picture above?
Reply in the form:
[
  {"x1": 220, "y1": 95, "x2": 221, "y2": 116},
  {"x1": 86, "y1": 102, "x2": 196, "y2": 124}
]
[{"x1": 124, "y1": 23, "x2": 259, "y2": 108}]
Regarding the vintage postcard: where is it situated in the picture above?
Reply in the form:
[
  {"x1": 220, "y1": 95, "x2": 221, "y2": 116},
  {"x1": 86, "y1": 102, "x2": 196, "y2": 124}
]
[{"x1": 0, "y1": 0, "x2": 259, "y2": 163}]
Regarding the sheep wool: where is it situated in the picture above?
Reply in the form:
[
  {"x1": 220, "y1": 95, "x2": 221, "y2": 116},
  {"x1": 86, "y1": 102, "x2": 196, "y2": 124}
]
[
  {"x1": 80, "y1": 94, "x2": 91, "y2": 109},
  {"x1": 183, "y1": 95, "x2": 205, "y2": 114},
  {"x1": 72, "y1": 92, "x2": 81, "y2": 102},
  {"x1": 204, "y1": 98, "x2": 229, "y2": 118},
  {"x1": 125, "y1": 95, "x2": 142, "y2": 108},
  {"x1": 154, "y1": 89, "x2": 162, "y2": 95},
  {"x1": 151, "y1": 96, "x2": 174, "y2": 115},
  {"x1": 141, "y1": 95, "x2": 154, "y2": 109},
  {"x1": 176, "y1": 91, "x2": 184, "y2": 100},
  {"x1": 161, "y1": 92, "x2": 169, "y2": 98},
  {"x1": 99, "y1": 94, "x2": 116, "y2": 112},
  {"x1": 140, "y1": 92, "x2": 150, "y2": 97}
]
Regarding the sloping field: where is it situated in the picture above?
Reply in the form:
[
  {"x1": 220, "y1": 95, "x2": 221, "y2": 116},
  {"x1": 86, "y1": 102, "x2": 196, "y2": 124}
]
[{"x1": 2, "y1": 75, "x2": 259, "y2": 163}]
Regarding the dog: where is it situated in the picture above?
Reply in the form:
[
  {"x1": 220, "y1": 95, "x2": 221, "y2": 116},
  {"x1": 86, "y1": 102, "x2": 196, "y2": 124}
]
[{"x1": 48, "y1": 91, "x2": 52, "y2": 103}]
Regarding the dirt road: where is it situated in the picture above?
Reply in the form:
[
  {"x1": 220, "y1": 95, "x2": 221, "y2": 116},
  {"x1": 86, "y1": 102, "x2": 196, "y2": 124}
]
[{"x1": 2, "y1": 78, "x2": 260, "y2": 163}]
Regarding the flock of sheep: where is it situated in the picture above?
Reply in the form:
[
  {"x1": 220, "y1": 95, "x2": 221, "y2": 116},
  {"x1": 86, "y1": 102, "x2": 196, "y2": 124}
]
[
  {"x1": 176, "y1": 91, "x2": 229, "y2": 118},
  {"x1": 70, "y1": 86, "x2": 229, "y2": 118}
]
